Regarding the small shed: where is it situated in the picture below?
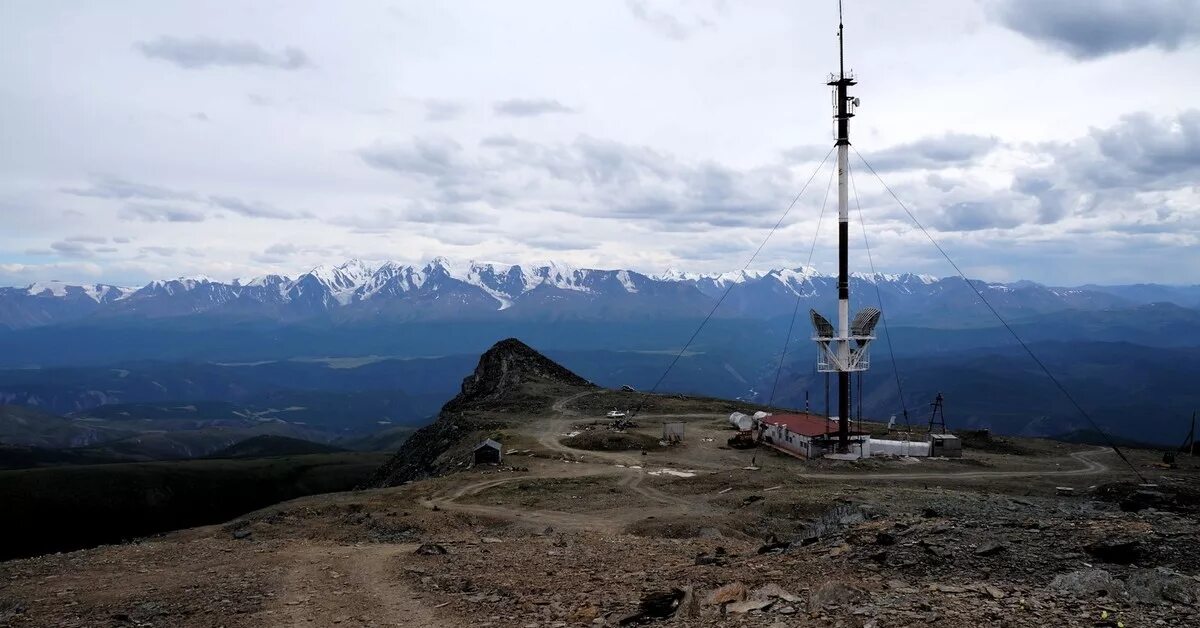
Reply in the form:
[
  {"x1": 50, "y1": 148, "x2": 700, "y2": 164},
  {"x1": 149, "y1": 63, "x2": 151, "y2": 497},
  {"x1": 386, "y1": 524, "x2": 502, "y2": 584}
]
[
  {"x1": 663, "y1": 422, "x2": 685, "y2": 444},
  {"x1": 473, "y1": 439, "x2": 503, "y2": 465},
  {"x1": 929, "y1": 433, "x2": 962, "y2": 458}
]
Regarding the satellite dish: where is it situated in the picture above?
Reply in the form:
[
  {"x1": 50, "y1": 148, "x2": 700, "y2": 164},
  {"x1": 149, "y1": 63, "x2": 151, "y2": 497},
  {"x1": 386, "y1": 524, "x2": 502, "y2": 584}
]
[{"x1": 852, "y1": 97, "x2": 861, "y2": 107}]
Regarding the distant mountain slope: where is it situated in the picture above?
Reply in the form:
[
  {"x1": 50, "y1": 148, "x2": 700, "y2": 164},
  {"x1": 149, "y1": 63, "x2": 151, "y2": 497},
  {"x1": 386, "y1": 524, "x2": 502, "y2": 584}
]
[
  {"x1": 371, "y1": 338, "x2": 595, "y2": 486},
  {"x1": 0, "y1": 404, "x2": 131, "y2": 448},
  {"x1": 0, "y1": 357, "x2": 471, "y2": 422},
  {"x1": 208, "y1": 435, "x2": 346, "y2": 458},
  {"x1": 4, "y1": 257, "x2": 1184, "y2": 331}
]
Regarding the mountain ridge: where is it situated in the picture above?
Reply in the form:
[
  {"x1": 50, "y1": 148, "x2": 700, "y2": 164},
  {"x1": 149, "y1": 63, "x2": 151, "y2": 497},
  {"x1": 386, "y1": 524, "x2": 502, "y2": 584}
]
[{"x1": 4, "y1": 258, "x2": 1196, "y2": 330}]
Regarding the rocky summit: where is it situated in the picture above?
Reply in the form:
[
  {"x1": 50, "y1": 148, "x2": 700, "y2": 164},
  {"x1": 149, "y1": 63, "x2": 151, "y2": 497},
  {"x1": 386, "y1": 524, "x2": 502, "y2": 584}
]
[{"x1": 370, "y1": 338, "x2": 594, "y2": 486}]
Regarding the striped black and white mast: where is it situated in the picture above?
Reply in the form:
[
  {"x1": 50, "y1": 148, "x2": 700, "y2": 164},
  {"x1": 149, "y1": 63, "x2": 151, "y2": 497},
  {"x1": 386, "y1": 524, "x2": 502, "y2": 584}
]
[{"x1": 810, "y1": 1, "x2": 881, "y2": 453}]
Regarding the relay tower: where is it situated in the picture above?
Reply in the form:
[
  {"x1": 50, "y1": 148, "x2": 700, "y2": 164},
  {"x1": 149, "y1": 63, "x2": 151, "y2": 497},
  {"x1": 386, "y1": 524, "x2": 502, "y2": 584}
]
[{"x1": 810, "y1": 1, "x2": 881, "y2": 452}]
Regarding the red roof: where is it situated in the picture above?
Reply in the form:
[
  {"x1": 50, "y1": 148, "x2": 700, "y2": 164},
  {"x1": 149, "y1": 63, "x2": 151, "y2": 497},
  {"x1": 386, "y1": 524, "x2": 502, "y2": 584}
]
[{"x1": 761, "y1": 413, "x2": 838, "y2": 438}]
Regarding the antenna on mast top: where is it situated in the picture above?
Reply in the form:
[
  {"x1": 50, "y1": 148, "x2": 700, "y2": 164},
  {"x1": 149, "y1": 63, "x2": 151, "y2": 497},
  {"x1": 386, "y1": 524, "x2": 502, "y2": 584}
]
[{"x1": 838, "y1": 0, "x2": 845, "y2": 79}]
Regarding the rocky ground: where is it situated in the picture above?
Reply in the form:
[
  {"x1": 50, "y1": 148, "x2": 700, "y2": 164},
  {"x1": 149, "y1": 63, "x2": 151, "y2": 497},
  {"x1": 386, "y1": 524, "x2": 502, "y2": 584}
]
[{"x1": 2, "y1": 342, "x2": 1199, "y2": 627}]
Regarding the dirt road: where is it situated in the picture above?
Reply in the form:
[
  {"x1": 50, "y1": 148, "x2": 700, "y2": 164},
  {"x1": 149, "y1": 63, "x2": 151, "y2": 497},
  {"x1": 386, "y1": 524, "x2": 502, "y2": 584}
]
[{"x1": 275, "y1": 542, "x2": 448, "y2": 627}]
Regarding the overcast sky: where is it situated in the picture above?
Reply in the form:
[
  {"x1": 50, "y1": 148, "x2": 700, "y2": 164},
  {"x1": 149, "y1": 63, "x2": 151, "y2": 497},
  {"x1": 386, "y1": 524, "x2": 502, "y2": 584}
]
[{"x1": 2, "y1": 0, "x2": 1199, "y2": 287}]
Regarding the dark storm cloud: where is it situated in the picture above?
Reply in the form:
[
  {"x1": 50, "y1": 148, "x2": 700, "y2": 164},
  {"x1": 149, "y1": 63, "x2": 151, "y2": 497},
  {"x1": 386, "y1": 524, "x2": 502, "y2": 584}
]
[
  {"x1": 863, "y1": 133, "x2": 1000, "y2": 172},
  {"x1": 492, "y1": 98, "x2": 576, "y2": 117},
  {"x1": 135, "y1": 36, "x2": 312, "y2": 70},
  {"x1": 61, "y1": 176, "x2": 196, "y2": 201},
  {"x1": 119, "y1": 203, "x2": 207, "y2": 223},
  {"x1": 208, "y1": 195, "x2": 309, "y2": 220},
  {"x1": 993, "y1": 0, "x2": 1200, "y2": 59}
]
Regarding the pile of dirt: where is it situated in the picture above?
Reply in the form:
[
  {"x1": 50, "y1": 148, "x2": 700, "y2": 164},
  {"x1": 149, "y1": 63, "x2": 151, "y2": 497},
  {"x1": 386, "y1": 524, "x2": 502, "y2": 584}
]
[{"x1": 561, "y1": 431, "x2": 661, "y2": 452}]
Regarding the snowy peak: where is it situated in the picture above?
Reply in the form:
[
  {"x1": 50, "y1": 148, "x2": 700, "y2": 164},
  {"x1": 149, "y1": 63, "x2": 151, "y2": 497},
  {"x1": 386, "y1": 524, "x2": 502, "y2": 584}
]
[
  {"x1": 2, "y1": 257, "x2": 1151, "y2": 331},
  {"x1": 25, "y1": 281, "x2": 135, "y2": 303}
]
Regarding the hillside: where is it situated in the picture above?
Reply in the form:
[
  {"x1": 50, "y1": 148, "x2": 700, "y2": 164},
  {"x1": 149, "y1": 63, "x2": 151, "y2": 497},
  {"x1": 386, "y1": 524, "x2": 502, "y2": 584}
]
[
  {"x1": 1, "y1": 340, "x2": 1198, "y2": 626},
  {"x1": 208, "y1": 435, "x2": 347, "y2": 458},
  {"x1": 371, "y1": 338, "x2": 595, "y2": 486}
]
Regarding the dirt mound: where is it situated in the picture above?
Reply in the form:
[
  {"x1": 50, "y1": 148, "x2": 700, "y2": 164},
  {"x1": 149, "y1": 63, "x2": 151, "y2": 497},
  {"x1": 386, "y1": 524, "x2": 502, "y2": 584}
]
[{"x1": 562, "y1": 431, "x2": 661, "y2": 451}]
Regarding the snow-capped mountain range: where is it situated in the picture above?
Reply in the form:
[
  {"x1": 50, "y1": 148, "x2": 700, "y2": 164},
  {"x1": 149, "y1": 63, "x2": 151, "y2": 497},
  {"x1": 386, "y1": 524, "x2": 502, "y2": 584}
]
[{"x1": 0, "y1": 257, "x2": 1194, "y2": 330}]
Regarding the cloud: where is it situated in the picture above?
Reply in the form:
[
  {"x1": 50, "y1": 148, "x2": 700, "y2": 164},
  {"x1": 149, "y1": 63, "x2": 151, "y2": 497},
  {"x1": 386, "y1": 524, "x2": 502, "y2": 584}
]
[
  {"x1": 135, "y1": 36, "x2": 312, "y2": 70},
  {"x1": 523, "y1": 234, "x2": 597, "y2": 251},
  {"x1": 119, "y1": 203, "x2": 207, "y2": 223},
  {"x1": 0, "y1": 262, "x2": 103, "y2": 285},
  {"x1": 992, "y1": 0, "x2": 1200, "y2": 59},
  {"x1": 50, "y1": 241, "x2": 94, "y2": 258},
  {"x1": 358, "y1": 137, "x2": 488, "y2": 204},
  {"x1": 329, "y1": 208, "x2": 405, "y2": 233},
  {"x1": 425, "y1": 100, "x2": 465, "y2": 122},
  {"x1": 625, "y1": 0, "x2": 696, "y2": 41},
  {"x1": 934, "y1": 201, "x2": 1023, "y2": 231},
  {"x1": 208, "y1": 195, "x2": 309, "y2": 219},
  {"x1": 861, "y1": 133, "x2": 1000, "y2": 172},
  {"x1": 65, "y1": 235, "x2": 108, "y2": 244},
  {"x1": 61, "y1": 176, "x2": 196, "y2": 201},
  {"x1": 402, "y1": 204, "x2": 487, "y2": 224},
  {"x1": 254, "y1": 242, "x2": 336, "y2": 263},
  {"x1": 1020, "y1": 109, "x2": 1200, "y2": 197},
  {"x1": 367, "y1": 133, "x2": 799, "y2": 230},
  {"x1": 359, "y1": 137, "x2": 465, "y2": 178},
  {"x1": 492, "y1": 98, "x2": 576, "y2": 117}
]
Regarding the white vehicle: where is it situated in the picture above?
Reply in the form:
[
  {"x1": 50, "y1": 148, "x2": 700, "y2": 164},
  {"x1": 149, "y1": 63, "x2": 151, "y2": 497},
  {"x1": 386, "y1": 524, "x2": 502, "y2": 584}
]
[{"x1": 606, "y1": 409, "x2": 627, "y2": 419}]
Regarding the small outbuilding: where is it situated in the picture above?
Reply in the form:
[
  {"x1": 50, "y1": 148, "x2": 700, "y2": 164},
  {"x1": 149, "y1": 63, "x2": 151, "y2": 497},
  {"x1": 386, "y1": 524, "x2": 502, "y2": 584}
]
[
  {"x1": 663, "y1": 422, "x2": 685, "y2": 444},
  {"x1": 473, "y1": 438, "x2": 503, "y2": 465},
  {"x1": 928, "y1": 433, "x2": 962, "y2": 458}
]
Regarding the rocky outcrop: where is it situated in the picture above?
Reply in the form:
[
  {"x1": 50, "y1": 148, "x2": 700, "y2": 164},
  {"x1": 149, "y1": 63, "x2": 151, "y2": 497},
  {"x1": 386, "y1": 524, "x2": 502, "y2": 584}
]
[
  {"x1": 442, "y1": 338, "x2": 591, "y2": 412},
  {"x1": 369, "y1": 338, "x2": 593, "y2": 487}
]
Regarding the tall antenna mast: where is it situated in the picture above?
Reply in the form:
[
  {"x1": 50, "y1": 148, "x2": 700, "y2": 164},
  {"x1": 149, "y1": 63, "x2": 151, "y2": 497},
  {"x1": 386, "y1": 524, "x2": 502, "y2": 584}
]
[
  {"x1": 838, "y1": 0, "x2": 845, "y2": 79},
  {"x1": 810, "y1": 0, "x2": 878, "y2": 453}
]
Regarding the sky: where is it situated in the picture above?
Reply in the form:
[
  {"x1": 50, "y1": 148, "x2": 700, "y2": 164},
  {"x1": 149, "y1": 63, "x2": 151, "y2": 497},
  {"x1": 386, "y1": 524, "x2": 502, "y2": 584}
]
[{"x1": 1, "y1": 0, "x2": 1199, "y2": 287}]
